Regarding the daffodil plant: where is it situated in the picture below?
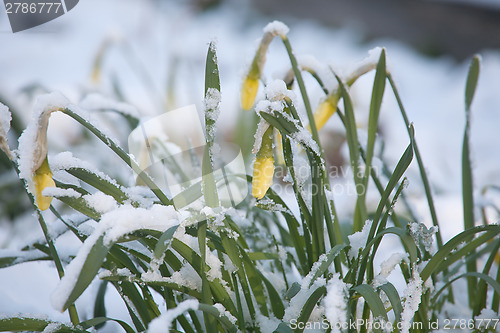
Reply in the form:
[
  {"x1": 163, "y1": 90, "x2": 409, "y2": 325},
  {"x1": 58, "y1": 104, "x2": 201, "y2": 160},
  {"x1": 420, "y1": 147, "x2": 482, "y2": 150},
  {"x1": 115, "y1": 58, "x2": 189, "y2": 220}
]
[{"x1": 0, "y1": 21, "x2": 499, "y2": 333}]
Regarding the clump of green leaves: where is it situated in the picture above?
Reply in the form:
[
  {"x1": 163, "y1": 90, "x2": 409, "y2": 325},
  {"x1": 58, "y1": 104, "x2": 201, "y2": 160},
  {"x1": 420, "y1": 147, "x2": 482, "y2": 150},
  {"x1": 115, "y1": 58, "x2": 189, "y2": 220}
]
[{"x1": 0, "y1": 22, "x2": 499, "y2": 333}]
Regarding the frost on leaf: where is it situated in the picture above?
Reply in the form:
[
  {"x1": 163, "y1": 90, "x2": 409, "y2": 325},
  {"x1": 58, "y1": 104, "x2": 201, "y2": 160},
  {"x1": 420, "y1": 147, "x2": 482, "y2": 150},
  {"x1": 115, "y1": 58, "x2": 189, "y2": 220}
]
[
  {"x1": 373, "y1": 252, "x2": 409, "y2": 287},
  {"x1": 409, "y1": 222, "x2": 438, "y2": 253},
  {"x1": 147, "y1": 299, "x2": 199, "y2": 333},
  {"x1": 347, "y1": 220, "x2": 372, "y2": 259}
]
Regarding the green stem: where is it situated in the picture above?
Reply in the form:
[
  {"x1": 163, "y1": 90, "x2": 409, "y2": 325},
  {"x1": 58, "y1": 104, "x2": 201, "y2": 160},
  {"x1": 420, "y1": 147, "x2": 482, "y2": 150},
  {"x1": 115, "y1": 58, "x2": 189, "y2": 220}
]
[
  {"x1": 12, "y1": 161, "x2": 80, "y2": 326},
  {"x1": 387, "y1": 74, "x2": 443, "y2": 248},
  {"x1": 280, "y1": 36, "x2": 322, "y2": 154},
  {"x1": 36, "y1": 207, "x2": 80, "y2": 325}
]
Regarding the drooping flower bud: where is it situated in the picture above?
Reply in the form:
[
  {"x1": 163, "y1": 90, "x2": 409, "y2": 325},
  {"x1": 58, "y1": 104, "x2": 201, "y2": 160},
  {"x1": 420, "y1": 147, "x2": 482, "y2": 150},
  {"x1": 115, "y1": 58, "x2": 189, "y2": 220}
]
[
  {"x1": 33, "y1": 157, "x2": 55, "y2": 210},
  {"x1": 312, "y1": 94, "x2": 340, "y2": 131},
  {"x1": 241, "y1": 21, "x2": 289, "y2": 110},
  {"x1": 252, "y1": 125, "x2": 274, "y2": 199},
  {"x1": 18, "y1": 92, "x2": 69, "y2": 210}
]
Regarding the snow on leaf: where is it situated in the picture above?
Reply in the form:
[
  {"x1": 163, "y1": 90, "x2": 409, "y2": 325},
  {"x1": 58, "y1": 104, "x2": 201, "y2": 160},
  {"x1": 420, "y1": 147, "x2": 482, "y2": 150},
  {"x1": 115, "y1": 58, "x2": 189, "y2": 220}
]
[
  {"x1": 399, "y1": 267, "x2": 423, "y2": 333},
  {"x1": 51, "y1": 204, "x2": 181, "y2": 311},
  {"x1": 147, "y1": 299, "x2": 199, "y2": 333},
  {"x1": 263, "y1": 20, "x2": 289, "y2": 37},
  {"x1": 347, "y1": 220, "x2": 372, "y2": 259},
  {"x1": 322, "y1": 273, "x2": 348, "y2": 333},
  {"x1": 79, "y1": 93, "x2": 139, "y2": 118},
  {"x1": 17, "y1": 92, "x2": 70, "y2": 183}
]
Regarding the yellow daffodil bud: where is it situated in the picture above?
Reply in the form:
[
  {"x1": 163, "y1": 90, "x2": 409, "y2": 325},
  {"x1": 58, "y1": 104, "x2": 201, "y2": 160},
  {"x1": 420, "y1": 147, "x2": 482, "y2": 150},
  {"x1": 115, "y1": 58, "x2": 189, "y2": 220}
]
[
  {"x1": 33, "y1": 157, "x2": 55, "y2": 211},
  {"x1": 241, "y1": 77, "x2": 259, "y2": 110},
  {"x1": 252, "y1": 156, "x2": 274, "y2": 200},
  {"x1": 17, "y1": 92, "x2": 70, "y2": 210},
  {"x1": 241, "y1": 21, "x2": 289, "y2": 110},
  {"x1": 252, "y1": 125, "x2": 274, "y2": 199},
  {"x1": 310, "y1": 94, "x2": 340, "y2": 132}
]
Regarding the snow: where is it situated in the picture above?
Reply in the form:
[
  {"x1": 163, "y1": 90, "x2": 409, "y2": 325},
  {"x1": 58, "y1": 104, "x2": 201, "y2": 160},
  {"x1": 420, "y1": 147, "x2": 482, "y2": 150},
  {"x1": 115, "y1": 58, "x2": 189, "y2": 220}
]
[
  {"x1": 255, "y1": 313, "x2": 281, "y2": 332},
  {"x1": 167, "y1": 266, "x2": 202, "y2": 291},
  {"x1": 409, "y1": 222, "x2": 438, "y2": 253},
  {"x1": 205, "y1": 88, "x2": 221, "y2": 116},
  {"x1": 0, "y1": 103, "x2": 10, "y2": 137},
  {"x1": 0, "y1": 103, "x2": 12, "y2": 159},
  {"x1": 343, "y1": 47, "x2": 383, "y2": 81},
  {"x1": 256, "y1": 197, "x2": 292, "y2": 214},
  {"x1": 347, "y1": 220, "x2": 373, "y2": 259},
  {"x1": 42, "y1": 187, "x2": 80, "y2": 199},
  {"x1": 290, "y1": 125, "x2": 321, "y2": 156},
  {"x1": 141, "y1": 263, "x2": 202, "y2": 292},
  {"x1": 205, "y1": 250, "x2": 224, "y2": 282},
  {"x1": 252, "y1": 118, "x2": 271, "y2": 154},
  {"x1": 103, "y1": 204, "x2": 180, "y2": 245},
  {"x1": 172, "y1": 223, "x2": 224, "y2": 282},
  {"x1": 400, "y1": 268, "x2": 423, "y2": 333},
  {"x1": 301, "y1": 253, "x2": 328, "y2": 288},
  {"x1": 83, "y1": 192, "x2": 117, "y2": 214},
  {"x1": 205, "y1": 87, "x2": 221, "y2": 142},
  {"x1": 373, "y1": 252, "x2": 409, "y2": 287},
  {"x1": 147, "y1": 299, "x2": 199, "y2": 333},
  {"x1": 298, "y1": 55, "x2": 337, "y2": 93},
  {"x1": 51, "y1": 204, "x2": 181, "y2": 311},
  {"x1": 283, "y1": 278, "x2": 326, "y2": 324},
  {"x1": 265, "y1": 79, "x2": 292, "y2": 101},
  {"x1": 0, "y1": 248, "x2": 46, "y2": 265},
  {"x1": 254, "y1": 99, "x2": 285, "y2": 116},
  {"x1": 79, "y1": 93, "x2": 139, "y2": 117},
  {"x1": 475, "y1": 308, "x2": 499, "y2": 330},
  {"x1": 41, "y1": 322, "x2": 63, "y2": 333},
  {"x1": 322, "y1": 273, "x2": 348, "y2": 333},
  {"x1": 213, "y1": 303, "x2": 237, "y2": 325},
  {"x1": 50, "y1": 151, "x2": 120, "y2": 189},
  {"x1": 263, "y1": 20, "x2": 290, "y2": 37}
]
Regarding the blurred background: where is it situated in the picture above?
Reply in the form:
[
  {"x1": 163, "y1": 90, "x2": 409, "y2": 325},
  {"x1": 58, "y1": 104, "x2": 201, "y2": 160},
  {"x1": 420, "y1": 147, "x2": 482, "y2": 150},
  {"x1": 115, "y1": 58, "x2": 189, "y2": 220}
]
[
  {"x1": 1, "y1": 0, "x2": 500, "y2": 250},
  {"x1": 252, "y1": 0, "x2": 500, "y2": 60}
]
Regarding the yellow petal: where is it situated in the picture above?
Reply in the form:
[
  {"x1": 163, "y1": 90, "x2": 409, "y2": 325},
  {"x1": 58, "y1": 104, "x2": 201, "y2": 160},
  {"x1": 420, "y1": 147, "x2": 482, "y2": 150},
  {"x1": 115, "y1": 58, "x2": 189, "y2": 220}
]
[
  {"x1": 241, "y1": 77, "x2": 259, "y2": 110},
  {"x1": 312, "y1": 100, "x2": 337, "y2": 132},
  {"x1": 252, "y1": 156, "x2": 274, "y2": 199},
  {"x1": 34, "y1": 158, "x2": 55, "y2": 211},
  {"x1": 91, "y1": 66, "x2": 101, "y2": 85},
  {"x1": 275, "y1": 131, "x2": 285, "y2": 166}
]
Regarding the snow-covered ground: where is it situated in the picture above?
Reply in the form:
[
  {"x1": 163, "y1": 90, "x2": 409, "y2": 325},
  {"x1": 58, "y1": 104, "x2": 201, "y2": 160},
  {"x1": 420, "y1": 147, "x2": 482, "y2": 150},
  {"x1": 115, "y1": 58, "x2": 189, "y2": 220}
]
[{"x1": 1, "y1": 0, "x2": 500, "y2": 329}]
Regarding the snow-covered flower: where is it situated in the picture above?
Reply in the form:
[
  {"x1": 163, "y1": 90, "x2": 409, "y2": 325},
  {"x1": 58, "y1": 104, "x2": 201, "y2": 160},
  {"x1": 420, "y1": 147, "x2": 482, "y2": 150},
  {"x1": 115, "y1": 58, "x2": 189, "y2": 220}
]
[
  {"x1": 18, "y1": 92, "x2": 70, "y2": 210},
  {"x1": 240, "y1": 21, "x2": 289, "y2": 110}
]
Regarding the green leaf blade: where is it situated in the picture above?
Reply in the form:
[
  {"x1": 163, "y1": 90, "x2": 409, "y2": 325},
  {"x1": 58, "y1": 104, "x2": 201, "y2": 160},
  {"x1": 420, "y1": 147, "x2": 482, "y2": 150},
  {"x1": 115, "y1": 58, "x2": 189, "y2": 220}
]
[{"x1": 352, "y1": 284, "x2": 388, "y2": 321}]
